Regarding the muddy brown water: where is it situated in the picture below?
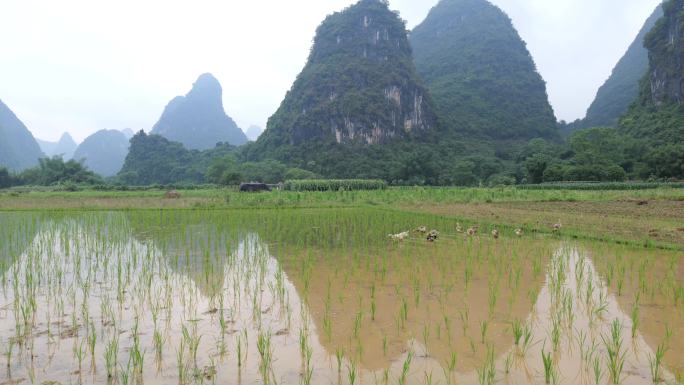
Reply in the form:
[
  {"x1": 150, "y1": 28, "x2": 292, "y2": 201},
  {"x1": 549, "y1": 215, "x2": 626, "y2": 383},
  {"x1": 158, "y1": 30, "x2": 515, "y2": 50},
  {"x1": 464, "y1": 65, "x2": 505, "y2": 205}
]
[{"x1": 0, "y1": 210, "x2": 682, "y2": 384}]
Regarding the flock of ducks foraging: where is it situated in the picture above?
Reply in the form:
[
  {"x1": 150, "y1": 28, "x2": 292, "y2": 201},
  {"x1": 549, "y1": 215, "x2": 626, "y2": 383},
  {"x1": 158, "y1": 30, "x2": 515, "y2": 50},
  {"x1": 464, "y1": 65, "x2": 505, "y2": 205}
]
[{"x1": 388, "y1": 221, "x2": 563, "y2": 243}]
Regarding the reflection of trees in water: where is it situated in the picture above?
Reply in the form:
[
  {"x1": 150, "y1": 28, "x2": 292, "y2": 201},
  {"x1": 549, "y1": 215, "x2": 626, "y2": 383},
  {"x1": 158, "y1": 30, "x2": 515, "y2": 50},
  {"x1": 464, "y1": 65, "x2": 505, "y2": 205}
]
[
  {"x1": 124, "y1": 208, "x2": 456, "y2": 298},
  {"x1": 3, "y1": 209, "x2": 683, "y2": 383},
  {"x1": 0, "y1": 212, "x2": 47, "y2": 277},
  {"x1": 590, "y1": 243, "x2": 684, "y2": 376},
  {"x1": 127, "y1": 210, "x2": 243, "y2": 298}
]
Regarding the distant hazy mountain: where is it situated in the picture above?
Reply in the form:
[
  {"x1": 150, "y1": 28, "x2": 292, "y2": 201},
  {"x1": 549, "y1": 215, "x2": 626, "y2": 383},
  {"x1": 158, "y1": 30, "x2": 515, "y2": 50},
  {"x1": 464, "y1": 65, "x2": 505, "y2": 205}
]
[
  {"x1": 410, "y1": 0, "x2": 557, "y2": 141},
  {"x1": 37, "y1": 132, "x2": 78, "y2": 160},
  {"x1": 72, "y1": 129, "x2": 129, "y2": 177},
  {"x1": 577, "y1": 5, "x2": 663, "y2": 129},
  {"x1": 120, "y1": 128, "x2": 135, "y2": 139},
  {"x1": 245, "y1": 125, "x2": 264, "y2": 141},
  {"x1": 151, "y1": 73, "x2": 248, "y2": 150},
  {"x1": 0, "y1": 99, "x2": 43, "y2": 171}
]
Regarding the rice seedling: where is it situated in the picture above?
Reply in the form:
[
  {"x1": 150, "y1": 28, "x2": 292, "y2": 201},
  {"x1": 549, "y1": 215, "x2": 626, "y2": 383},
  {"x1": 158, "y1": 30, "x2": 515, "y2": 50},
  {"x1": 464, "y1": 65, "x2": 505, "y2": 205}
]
[
  {"x1": 648, "y1": 343, "x2": 667, "y2": 384},
  {"x1": 257, "y1": 331, "x2": 273, "y2": 385},
  {"x1": 476, "y1": 346, "x2": 496, "y2": 385},
  {"x1": 512, "y1": 318, "x2": 523, "y2": 345},
  {"x1": 0, "y1": 207, "x2": 680, "y2": 385},
  {"x1": 397, "y1": 351, "x2": 413, "y2": 385},
  {"x1": 593, "y1": 357, "x2": 604, "y2": 385},
  {"x1": 347, "y1": 362, "x2": 357, "y2": 385},
  {"x1": 542, "y1": 349, "x2": 554, "y2": 385},
  {"x1": 603, "y1": 320, "x2": 626, "y2": 385}
]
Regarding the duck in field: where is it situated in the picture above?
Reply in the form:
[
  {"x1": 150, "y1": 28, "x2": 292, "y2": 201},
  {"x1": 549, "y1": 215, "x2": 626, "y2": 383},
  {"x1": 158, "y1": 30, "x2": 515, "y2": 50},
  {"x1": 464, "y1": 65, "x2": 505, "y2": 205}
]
[
  {"x1": 467, "y1": 227, "x2": 477, "y2": 236},
  {"x1": 427, "y1": 230, "x2": 439, "y2": 242},
  {"x1": 491, "y1": 229, "x2": 499, "y2": 239},
  {"x1": 514, "y1": 228, "x2": 524, "y2": 237},
  {"x1": 414, "y1": 226, "x2": 428, "y2": 234},
  {"x1": 553, "y1": 220, "x2": 562, "y2": 233},
  {"x1": 456, "y1": 223, "x2": 463, "y2": 233},
  {"x1": 388, "y1": 231, "x2": 410, "y2": 241}
]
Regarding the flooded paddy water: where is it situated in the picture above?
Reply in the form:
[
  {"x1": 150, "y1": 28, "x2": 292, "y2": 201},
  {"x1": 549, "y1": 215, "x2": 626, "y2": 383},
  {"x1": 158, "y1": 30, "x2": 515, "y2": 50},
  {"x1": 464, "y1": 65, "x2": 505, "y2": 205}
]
[{"x1": 0, "y1": 208, "x2": 682, "y2": 385}]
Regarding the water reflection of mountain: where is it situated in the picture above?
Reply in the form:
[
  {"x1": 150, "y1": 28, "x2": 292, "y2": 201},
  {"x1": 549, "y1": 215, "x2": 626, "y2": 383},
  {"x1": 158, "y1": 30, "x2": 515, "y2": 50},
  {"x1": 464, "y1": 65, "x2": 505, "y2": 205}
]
[
  {"x1": 278, "y1": 236, "x2": 552, "y2": 372},
  {"x1": 125, "y1": 208, "x2": 449, "y2": 298}
]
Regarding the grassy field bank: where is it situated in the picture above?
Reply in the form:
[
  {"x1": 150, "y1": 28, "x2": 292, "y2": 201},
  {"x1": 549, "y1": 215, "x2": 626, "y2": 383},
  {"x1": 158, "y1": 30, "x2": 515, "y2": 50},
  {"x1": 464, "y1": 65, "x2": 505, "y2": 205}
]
[{"x1": 1, "y1": 186, "x2": 683, "y2": 248}]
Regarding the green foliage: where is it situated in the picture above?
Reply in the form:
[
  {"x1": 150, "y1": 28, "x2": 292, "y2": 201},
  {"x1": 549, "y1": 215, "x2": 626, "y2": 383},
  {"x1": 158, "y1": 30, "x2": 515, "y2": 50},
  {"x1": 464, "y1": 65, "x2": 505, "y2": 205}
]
[
  {"x1": 244, "y1": 136, "x2": 510, "y2": 187},
  {"x1": 0, "y1": 167, "x2": 12, "y2": 188},
  {"x1": 518, "y1": 181, "x2": 684, "y2": 190},
  {"x1": 410, "y1": 0, "x2": 557, "y2": 140},
  {"x1": 13, "y1": 157, "x2": 103, "y2": 186},
  {"x1": 645, "y1": 144, "x2": 684, "y2": 179},
  {"x1": 283, "y1": 179, "x2": 386, "y2": 191},
  {"x1": 206, "y1": 156, "x2": 313, "y2": 185},
  {"x1": 118, "y1": 131, "x2": 238, "y2": 185}
]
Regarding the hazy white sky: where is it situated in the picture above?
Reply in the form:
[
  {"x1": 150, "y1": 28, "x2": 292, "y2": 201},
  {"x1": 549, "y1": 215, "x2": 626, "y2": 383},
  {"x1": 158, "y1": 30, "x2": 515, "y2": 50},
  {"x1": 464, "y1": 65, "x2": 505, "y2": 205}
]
[{"x1": 0, "y1": 0, "x2": 661, "y2": 142}]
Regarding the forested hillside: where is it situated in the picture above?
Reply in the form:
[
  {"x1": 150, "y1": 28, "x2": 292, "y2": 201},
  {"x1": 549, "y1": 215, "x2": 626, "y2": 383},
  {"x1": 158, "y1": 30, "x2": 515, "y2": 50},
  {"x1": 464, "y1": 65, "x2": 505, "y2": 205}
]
[{"x1": 410, "y1": 0, "x2": 558, "y2": 141}]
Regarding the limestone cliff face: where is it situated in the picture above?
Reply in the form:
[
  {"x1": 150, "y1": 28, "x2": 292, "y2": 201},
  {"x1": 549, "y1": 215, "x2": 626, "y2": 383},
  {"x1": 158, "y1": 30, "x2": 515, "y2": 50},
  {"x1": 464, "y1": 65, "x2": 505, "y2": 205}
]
[
  {"x1": 646, "y1": 0, "x2": 684, "y2": 105},
  {"x1": 260, "y1": 0, "x2": 436, "y2": 146},
  {"x1": 620, "y1": 0, "x2": 684, "y2": 144}
]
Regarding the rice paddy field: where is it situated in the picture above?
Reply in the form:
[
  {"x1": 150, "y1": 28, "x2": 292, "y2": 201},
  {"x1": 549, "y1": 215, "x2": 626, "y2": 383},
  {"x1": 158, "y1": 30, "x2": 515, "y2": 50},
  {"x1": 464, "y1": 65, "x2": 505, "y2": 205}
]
[{"x1": 0, "y1": 187, "x2": 683, "y2": 385}]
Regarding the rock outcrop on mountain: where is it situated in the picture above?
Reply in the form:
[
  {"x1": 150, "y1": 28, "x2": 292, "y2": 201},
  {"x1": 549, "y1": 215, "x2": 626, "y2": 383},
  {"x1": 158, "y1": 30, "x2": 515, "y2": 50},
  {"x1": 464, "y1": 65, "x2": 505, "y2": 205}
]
[
  {"x1": 575, "y1": 5, "x2": 663, "y2": 129},
  {"x1": 620, "y1": 0, "x2": 684, "y2": 144},
  {"x1": 72, "y1": 129, "x2": 129, "y2": 177},
  {"x1": 410, "y1": 0, "x2": 557, "y2": 140},
  {"x1": 257, "y1": 0, "x2": 437, "y2": 148},
  {"x1": 0, "y1": 100, "x2": 44, "y2": 171},
  {"x1": 151, "y1": 73, "x2": 248, "y2": 150},
  {"x1": 37, "y1": 132, "x2": 78, "y2": 160}
]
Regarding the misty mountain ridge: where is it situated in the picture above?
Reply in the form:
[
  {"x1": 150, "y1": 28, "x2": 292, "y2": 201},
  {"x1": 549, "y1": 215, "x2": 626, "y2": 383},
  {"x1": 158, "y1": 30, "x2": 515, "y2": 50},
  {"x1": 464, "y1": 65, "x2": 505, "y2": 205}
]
[
  {"x1": 151, "y1": 73, "x2": 248, "y2": 150},
  {"x1": 37, "y1": 132, "x2": 78, "y2": 160},
  {"x1": 570, "y1": 4, "x2": 663, "y2": 131},
  {"x1": 245, "y1": 125, "x2": 264, "y2": 141},
  {"x1": 72, "y1": 129, "x2": 129, "y2": 177},
  {"x1": 0, "y1": 99, "x2": 44, "y2": 171}
]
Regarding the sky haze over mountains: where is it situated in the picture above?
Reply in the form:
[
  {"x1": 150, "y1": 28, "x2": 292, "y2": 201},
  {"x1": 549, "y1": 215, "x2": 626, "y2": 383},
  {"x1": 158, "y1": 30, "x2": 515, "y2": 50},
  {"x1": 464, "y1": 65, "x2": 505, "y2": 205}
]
[{"x1": 0, "y1": 0, "x2": 661, "y2": 141}]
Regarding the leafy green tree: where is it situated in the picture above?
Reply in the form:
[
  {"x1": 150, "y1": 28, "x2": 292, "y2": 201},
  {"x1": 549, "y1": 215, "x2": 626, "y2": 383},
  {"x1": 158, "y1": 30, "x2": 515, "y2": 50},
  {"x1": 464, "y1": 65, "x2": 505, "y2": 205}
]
[
  {"x1": 645, "y1": 144, "x2": 684, "y2": 179},
  {"x1": 17, "y1": 157, "x2": 103, "y2": 186},
  {"x1": 0, "y1": 167, "x2": 11, "y2": 188},
  {"x1": 451, "y1": 160, "x2": 477, "y2": 186},
  {"x1": 284, "y1": 168, "x2": 318, "y2": 180},
  {"x1": 524, "y1": 153, "x2": 552, "y2": 184},
  {"x1": 569, "y1": 127, "x2": 626, "y2": 166}
]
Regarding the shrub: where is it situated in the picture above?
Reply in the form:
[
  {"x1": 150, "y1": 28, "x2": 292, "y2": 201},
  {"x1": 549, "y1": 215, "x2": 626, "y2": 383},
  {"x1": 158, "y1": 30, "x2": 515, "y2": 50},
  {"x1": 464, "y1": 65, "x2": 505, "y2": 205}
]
[{"x1": 283, "y1": 179, "x2": 387, "y2": 191}]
